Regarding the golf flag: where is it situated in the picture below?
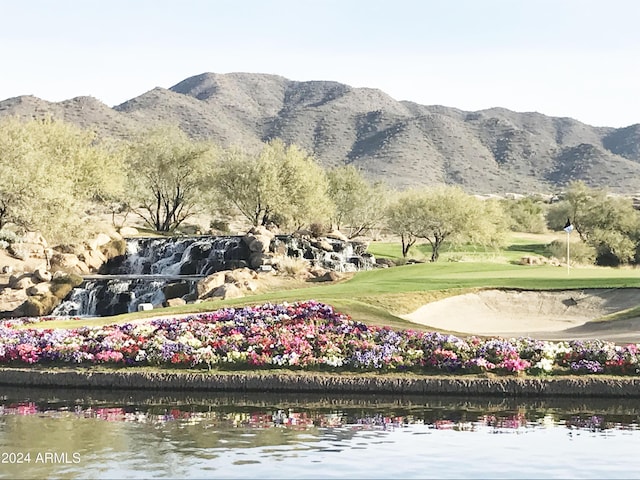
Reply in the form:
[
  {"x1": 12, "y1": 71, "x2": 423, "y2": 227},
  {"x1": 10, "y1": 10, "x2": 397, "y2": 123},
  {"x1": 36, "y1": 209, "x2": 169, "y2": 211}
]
[{"x1": 563, "y1": 218, "x2": 574, "y2": 233}]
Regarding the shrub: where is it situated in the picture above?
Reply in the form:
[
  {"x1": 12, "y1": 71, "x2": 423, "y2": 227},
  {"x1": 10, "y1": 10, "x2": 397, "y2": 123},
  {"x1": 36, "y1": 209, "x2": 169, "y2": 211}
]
[
  {"x1": 210, "y1": 219, "x2": 230, "y2": 233},
  {"x1": 276, "y1": 256, "x2": 310, "y2": 276},
  {"x1": 548, "y1": 239, "x2": 596, "y2": 265},
  {"x1": 0, "y1": 229, "x2": 18, "y2": 244},
  {"x1": 309, "y1": 222, "x2": 328, "y2": 238}
]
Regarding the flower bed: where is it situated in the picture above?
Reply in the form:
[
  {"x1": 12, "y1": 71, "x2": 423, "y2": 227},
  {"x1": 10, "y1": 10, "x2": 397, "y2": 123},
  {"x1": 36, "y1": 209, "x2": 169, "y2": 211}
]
[{"x1": 1, "y1": 301, "x2": 638, "y2": 376}]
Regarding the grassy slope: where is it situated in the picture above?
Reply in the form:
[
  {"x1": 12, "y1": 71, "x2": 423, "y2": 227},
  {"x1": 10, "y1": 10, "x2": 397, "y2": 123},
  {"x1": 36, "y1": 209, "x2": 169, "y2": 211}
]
[{"x1": 38, "y1": 232, "x2": 640, "y2": 331}]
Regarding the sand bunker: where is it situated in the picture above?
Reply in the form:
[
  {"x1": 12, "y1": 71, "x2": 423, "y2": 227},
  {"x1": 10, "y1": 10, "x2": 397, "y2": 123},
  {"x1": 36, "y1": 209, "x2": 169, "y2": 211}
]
[{"x1": 401, "y1": 288, "x2": 640, "y2": 342}]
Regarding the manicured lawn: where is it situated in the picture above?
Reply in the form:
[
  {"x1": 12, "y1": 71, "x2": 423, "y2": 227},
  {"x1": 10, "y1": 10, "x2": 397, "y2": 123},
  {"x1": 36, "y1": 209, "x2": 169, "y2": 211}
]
[{"x1": 39, "y1": 257, "x2": 640, "y2": 330}]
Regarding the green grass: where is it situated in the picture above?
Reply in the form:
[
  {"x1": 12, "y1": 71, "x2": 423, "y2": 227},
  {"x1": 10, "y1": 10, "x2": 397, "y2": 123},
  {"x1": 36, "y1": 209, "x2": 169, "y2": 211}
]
[{"x1": 367, "y1": 232, "x2": 560, "y2": 264}]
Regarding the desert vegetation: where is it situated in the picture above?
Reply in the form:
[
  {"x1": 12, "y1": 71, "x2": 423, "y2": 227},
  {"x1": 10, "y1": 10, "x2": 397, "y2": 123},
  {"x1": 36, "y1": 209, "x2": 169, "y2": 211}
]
[{"x1": 1, "y1": 116, "x2": 640, "y2": 268}]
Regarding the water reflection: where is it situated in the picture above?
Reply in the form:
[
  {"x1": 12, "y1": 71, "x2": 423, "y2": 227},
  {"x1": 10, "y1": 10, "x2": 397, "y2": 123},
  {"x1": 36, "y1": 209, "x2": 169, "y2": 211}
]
[{"x1": 1, "y1": 387, "x2": 639, "y2": 479}]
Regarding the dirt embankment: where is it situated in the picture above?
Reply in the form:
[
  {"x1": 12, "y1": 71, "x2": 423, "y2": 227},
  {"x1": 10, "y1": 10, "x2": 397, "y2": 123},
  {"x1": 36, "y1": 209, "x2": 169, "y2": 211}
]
[{"x1": 1, "y1": 368, "x2": 639, "y2": 398}]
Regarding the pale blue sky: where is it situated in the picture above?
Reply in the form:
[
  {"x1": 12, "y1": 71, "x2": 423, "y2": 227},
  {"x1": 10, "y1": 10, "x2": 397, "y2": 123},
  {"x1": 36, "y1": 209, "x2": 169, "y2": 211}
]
[{"x1": 2, "y1": 0, "x2": 638, "y2": 127}]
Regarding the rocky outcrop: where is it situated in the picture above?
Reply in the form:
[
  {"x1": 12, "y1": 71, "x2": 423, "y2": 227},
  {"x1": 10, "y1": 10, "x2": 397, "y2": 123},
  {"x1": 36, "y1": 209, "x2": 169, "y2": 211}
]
[{"x1": 0, "y1": 231, "x2": 124, "y2": 317}]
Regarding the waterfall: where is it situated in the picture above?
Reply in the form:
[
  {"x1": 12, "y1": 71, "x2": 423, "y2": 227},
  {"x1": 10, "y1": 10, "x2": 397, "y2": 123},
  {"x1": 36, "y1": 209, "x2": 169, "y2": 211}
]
[{"x1": 53, "y1": 234, "x2": 374, "y2": 317}]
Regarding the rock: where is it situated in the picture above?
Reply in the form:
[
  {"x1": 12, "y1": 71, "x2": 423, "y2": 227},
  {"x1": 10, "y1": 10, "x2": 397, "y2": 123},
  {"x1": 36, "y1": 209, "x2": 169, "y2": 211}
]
[
  {"x1": 315, "y1": 271, "x2": 342, "y2": 282},
  {"x1": 243, "y1": 280, "x2": 259, "y2": 292},
  {"x1": 0, "y1": 288, "x2": 28, "y2": 314},
  {"x1": 26, "y1": 283, "x2": 51, "y2": 296},
  {"x1": 196, "y1": 271, "x2": 228, "y2": 298},
  {"x1": 375, "y1": 258, "x2": 396, "y2": 268},
  {"x1": 78, "y1": 249, "x2": 107, "y2": 272},
  {"x1": 309, "y1": 266, "x2": 329, "y2": 278},
  {"x1": 519, "y1": 255, "x2": 545, "y2": 265},
  {"x1": 325, "y1": 230, "x2": 349, "y2": 242},
  {"x1": 52, "y1": 270, "x2": 71, "y2": 281},
  {"x1": 137, "y1": 303, "x2": 154, "y2": 312},
  {"x1": 249, "y1": 252, "x2": 265, "y2": 269},
  {"x1": 119, "y1": 226, "x2": 139, "y2": 237},
  {"x1": 12, "y1": 231, "x2": 48, "y2": 260},
  {"x1": 247, "y1": 235, "x2": 272, "y2": 253},
  {"x1": 210, "y1": 283, "x2": 244, "y2": 300},
  {"x1": 165, "y1": 298, "x2": 186, "y2": 308},
  {"x1": 163, "y1": 282, "x2": 191, "y2": 300},
  {"x1": 316, "y1": 240, "x2": 334, "y2": 252},
  {"x1": 87, "y1": 233, "x2": 112, "y2": 252},
  {"x1": 49, "y1": 253, "x2": 90, "y2": 275},
  {"x1": 224, "y1": 268, "x2": 258, "y2": 284},
  {"x1": 2, "y1": 265, "x2": 13, "y2": 274},
  {"x1": 9, "y1": 273, "x2": 35, "y2": 290},
  {"x1": 34, "y1": 268, "x2": 52, "y2": 282},
  {"x1": 248, "y1": 226, "x2": 275, "y2": 239}
]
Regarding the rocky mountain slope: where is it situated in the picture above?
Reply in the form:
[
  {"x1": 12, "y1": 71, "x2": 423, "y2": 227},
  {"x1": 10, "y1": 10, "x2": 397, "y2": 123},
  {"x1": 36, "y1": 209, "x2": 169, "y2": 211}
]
[{"x1": 1, "y1": 72, "x2": 639, "y2": 194}]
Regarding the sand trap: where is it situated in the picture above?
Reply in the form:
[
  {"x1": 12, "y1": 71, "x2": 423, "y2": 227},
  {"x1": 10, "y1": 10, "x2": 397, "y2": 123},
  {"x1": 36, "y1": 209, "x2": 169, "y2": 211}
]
[{"x1": 401, "y1": 288, "x2": 640, "y2": 342}]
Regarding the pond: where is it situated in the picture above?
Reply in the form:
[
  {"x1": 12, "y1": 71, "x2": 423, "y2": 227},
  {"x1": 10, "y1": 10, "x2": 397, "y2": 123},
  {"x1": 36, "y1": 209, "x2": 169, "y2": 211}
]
[{"x1": 1, "y1": 387, "x2": 639, "y2": 479}]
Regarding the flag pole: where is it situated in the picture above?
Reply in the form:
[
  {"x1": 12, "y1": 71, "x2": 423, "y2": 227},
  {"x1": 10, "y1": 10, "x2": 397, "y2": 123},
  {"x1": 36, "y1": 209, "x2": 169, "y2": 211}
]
[
  {"x1": 566, "y1": 229, "x2": 570, "y2": 275},
  {"x1": 563, "y1": 217, "x2": 573, "y2": 275}
]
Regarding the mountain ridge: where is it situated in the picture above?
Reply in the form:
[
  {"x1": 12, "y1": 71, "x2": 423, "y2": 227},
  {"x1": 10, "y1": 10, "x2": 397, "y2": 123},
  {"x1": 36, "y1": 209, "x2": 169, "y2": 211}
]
[{"x1": 1, "y1": 72, "x2": 639, "y2": 194}]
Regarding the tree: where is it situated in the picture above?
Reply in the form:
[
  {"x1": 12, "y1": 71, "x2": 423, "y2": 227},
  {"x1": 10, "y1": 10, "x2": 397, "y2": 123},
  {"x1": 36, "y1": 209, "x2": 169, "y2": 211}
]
[
  {"x1": 546, "y1": 181, "x2": 640, "y2": 265},
  {"x1": 387, "y1": 186, "x2": 506, "y2": 261},
  {"x1": 385, "y1": 190, "x2": 423, "y2": 257},
  {"x1": 327, "y1": 165, "x2": 389, "y2": 238},
  {"x1": 0, "y1": 116, "x2": 125, "y2": 243},
  {"x1": 212, "y1": 139, "x2": 332, "y2": 229},
  {"x1": 126, "y1": 126, "x2": 218, "y2": 232},
  {"x1": 500, "y1": 197, "x2": 548, "y2": 233}
]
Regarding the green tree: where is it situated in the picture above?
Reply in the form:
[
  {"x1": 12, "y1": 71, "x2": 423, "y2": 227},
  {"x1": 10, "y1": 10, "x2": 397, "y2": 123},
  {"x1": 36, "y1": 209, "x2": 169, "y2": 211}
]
[
  {"x1": 212, "y1": 139, "x2": 332, "y2": 229},
  {"x1": 547, "y1": 181, "x2": 640, "y2": 265},
  {"x1": 387, "y1": 186, "x2": 506, "y2": 261},
  {"x1": 126, "y1": 126, "x2": 218, "y2": 232},
  {"x1": 0, "y1": 116, "x2": 125, "y2": 243},
  {"x1": 501, "y1": 197, "x2": 548, "y2": 233},
  {"x1": 385, "y1": 189, "x2": 423, "y2": 257},
  {"x1": 327, "y1": 165, "x2": 388, "y2": 238}
]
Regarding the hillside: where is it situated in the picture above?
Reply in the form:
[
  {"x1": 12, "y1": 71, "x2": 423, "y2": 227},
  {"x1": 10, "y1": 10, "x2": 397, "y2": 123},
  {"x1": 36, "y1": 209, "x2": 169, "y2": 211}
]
[{"x1": 1, "y1": 72, "x2": 639, "y2": 194}]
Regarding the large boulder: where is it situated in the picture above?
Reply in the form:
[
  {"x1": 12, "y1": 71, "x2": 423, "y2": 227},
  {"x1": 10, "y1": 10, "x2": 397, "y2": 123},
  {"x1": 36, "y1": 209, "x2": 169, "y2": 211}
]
[
  {"x1": 87, "y1": 233, "x2": 112, "y2": 252},
  {"x1": 78, "y1": 249, "x2": 107, "y2": 272},
  {"x1": 0, "y1": 287, "x2": 29, "y2": 315},
  {"x1": 165, "y1": 297, "x2": 186, "y2": 308},
  {"x1": 224, "y1": 268, "x2": 258, "y2": 284},
  {"x1": 49, "y1": 253, "x2": 90, "y2": 275},
  {"x1": 196, "y1": 271, "x2": 228, "y2": 299},
  {"x1": 163, "y1": 282, "x2": 191, "y2": 300},
  {"x1": 209, "y1": 283, "x2": 244, "y2": 300},
  {"x1": 243, "y1": 226, "x2": 276, "y2": 254}
]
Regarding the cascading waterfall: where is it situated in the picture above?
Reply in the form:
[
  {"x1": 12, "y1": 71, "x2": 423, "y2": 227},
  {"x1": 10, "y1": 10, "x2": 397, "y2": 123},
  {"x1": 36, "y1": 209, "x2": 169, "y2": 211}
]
[{"x1": 53, "y1": 234, "x2": 374, "y2": 317}]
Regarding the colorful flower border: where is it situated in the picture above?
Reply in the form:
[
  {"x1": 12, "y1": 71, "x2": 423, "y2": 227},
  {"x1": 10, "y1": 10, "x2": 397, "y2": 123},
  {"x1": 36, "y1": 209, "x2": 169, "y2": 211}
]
[{"x1": 1, "y1": 301, "x2": 638, "y2": 376}]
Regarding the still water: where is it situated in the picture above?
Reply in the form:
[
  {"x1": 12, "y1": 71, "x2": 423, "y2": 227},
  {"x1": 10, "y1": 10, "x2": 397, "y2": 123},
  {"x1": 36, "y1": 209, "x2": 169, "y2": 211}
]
[{"x1": 1, "y1": 387, "x2": 639, "y2": 479}]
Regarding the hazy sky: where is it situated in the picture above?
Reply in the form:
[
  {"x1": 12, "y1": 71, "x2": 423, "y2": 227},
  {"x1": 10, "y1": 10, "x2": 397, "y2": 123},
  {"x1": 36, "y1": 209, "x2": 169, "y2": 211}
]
[{"x1": 2, "y1": 0, "x2": 639, "y2": 127}]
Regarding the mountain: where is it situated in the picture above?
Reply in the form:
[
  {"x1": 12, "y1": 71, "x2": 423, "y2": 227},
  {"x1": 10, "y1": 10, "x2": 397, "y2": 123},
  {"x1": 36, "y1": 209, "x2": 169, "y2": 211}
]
[{"x1": 1, "y1": 72, "x2": 639, "y2": 194}]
